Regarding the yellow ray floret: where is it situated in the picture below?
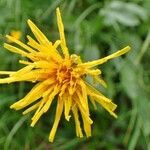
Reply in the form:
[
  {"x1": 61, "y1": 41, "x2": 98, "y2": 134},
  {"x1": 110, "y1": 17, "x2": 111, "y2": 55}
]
[
  {"x1": 78, "y1": 46, "x2": 130, "y2": 68},
  {"x1": 56, "y1": 7, "x2": 69, "y2": 59},
  {"x1": 0, "y1": 7, "x2": 131, "y2": 142}
]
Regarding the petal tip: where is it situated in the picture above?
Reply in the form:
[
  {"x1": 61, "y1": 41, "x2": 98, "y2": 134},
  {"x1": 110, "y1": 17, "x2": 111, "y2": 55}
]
[
  {"x1": 126, "y1": 45, "x2": 131, "y2": 51},
  {"x1": 49, "y1": 137, "x2": 54, "y2": 143},
  {"x1": 56, "y1": 7, "x2": 60, "y2": 12},
  {"x1": 10, "y1": 105, "x2": 14, "y2": 109},
  {"x1": 65, "y1": 116, "x2": 71, "y2": 121},
  {"x1": 30, "y1": 123, "x2": 35, "y2": 127},
  {"x1": 27, "y1": 19, "x2": 32, "y2": 25}
]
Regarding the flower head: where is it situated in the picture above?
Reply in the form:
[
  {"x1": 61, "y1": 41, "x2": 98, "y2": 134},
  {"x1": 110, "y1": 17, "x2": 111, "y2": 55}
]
[
  {"x1": 0, "y1": 8, "x2": 131, "y2": 142},
  {"x1": 8, "y1": 30, "x2": 22, "y2": 43}
]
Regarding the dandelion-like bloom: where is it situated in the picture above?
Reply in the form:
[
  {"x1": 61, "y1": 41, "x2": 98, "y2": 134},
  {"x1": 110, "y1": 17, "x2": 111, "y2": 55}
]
[
  {"x1": 0, "y1": 8, "x2": 131, "y2": 142},
  {"x1": 8, "y1": 30, "x2": 22, "y2": 42}
]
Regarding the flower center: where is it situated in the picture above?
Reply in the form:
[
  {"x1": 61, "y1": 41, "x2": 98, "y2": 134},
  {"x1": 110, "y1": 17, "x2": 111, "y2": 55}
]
[
  {"x1": 56, "y1": 64, "x2": 72, "y2": 84},
  {"x1": 55, "y1": 55, "x2": 83, "y2": 86}
]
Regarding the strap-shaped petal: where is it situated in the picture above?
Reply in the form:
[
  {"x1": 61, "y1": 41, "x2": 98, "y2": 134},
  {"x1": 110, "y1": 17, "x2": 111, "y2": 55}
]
[
  {"x1": 6, "y1": 35, "x2": 36, "y2": 53},
  {"x1": 56, "y1": 7, "x2": 69, "y2": 59},
  {"x1": 78, "y1": 46, "x2": 131, "y2": 68},
  {"x1": 72, "y1": 106, "x2": 83, "y2": 137},
  {"x1": 49, "y1": 97, "x2": 63, "y2": 142},
  {"x1": 27, "y1": 19, "x2": 52, "y2": 47}
]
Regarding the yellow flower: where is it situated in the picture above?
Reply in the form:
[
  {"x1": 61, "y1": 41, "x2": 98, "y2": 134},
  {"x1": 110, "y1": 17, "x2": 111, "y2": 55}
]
[
  {"x1": 0, "y1": 8, "x2": 131, "y2": 142},
  {"x1": 8, "y1": 30, "x2": 22, "y2": 42}
]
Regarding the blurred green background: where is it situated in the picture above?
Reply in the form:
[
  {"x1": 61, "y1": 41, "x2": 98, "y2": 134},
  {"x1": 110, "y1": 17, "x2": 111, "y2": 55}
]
[{"x1": 0, "y1": 0, "x2": 150, "y2": 149}]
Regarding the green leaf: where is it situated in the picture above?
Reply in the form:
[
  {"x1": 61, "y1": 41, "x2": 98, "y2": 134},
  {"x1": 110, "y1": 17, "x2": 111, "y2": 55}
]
[{"x1": 100, "y1": 1, "x2": 148, "y2": 27}]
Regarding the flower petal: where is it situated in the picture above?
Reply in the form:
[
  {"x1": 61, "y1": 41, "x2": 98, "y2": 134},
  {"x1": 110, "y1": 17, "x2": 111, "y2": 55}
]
[
  {"x1": 64, "y1": 94, "x2": 72, "y2": 121},
  {"x1": 27, "y1": 19, "x2": 52, "y2": 47},
  {"x1": 56, "y1": 8, "x2": 69, "y2": 59},
  {"x1": 49, "y1": 97, "x2": 63, "y2": 142},
  {"x1": 78, "y1": 46, "x2": 131, "y2": 68},
  {"x1": 72, "y1": 106, "x2": 83, "y2": 138}
]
